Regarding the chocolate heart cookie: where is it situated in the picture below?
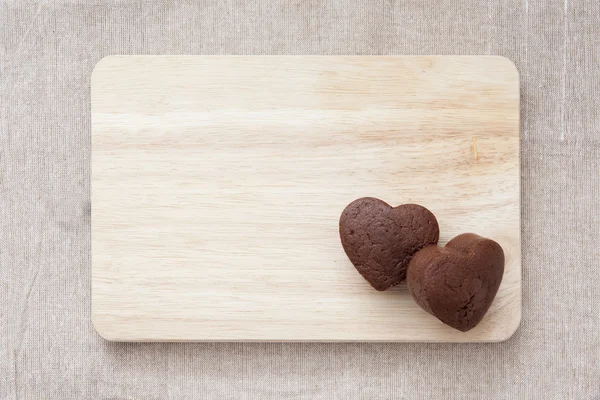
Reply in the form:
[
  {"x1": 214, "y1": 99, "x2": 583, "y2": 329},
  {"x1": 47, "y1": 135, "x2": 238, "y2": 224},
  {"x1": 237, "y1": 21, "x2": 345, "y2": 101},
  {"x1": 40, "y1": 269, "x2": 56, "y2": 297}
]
[
  {"x1": 339, "y1": 197, "x2": 440, "y2": 291},
  {"x1": 406, "y1": 233, "x2": 505, "y2": 332}
]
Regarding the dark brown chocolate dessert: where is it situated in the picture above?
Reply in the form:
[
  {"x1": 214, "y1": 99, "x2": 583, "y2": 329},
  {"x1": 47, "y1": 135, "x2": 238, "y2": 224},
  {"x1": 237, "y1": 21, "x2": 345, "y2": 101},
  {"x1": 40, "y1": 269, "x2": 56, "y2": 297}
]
[
  {"x1": 339, "y1": 197, "x2": 439, "y2": 291},
  {"x1": 407, "y1": 233, "x2": 505, "y2": 332}
]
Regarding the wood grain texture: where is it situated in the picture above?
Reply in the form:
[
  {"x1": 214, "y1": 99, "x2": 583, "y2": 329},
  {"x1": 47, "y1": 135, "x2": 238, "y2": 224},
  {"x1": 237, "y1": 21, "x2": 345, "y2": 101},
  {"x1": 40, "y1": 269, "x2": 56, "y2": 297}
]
[{"x1": 91, "y1": 56, "x2": 520, "y2": 342}]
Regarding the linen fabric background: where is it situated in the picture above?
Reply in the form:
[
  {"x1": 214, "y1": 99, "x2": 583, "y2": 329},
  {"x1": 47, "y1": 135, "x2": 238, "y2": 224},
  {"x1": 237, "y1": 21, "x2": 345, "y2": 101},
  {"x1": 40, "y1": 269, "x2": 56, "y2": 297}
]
[{"x1": 1, "y1": 1, "x2": 599, "y2": 399}]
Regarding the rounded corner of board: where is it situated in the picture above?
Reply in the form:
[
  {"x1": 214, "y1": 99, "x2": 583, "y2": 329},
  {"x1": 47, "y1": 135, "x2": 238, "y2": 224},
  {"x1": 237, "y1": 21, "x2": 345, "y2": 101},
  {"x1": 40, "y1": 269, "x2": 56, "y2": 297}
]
[
  {"x1": 488, "y1": 303, "x2": 522, "y2": 343},
  {"x1": 490, "y1": 56, "x2": 520, "y2": 82},
  {"x1": 91, "y1": 55, "x2": 121, "y2": 82},
  {"x1": 92, "y1": 314, "x2": 122, "y2": 342}
]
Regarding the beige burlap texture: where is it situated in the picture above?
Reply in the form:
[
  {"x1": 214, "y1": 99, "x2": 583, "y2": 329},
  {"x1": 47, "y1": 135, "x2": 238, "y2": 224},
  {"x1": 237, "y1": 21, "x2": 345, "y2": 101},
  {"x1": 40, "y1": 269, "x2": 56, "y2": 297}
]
[{"x1": 1, "y1": 1, "x2": 599, "y2": 399}]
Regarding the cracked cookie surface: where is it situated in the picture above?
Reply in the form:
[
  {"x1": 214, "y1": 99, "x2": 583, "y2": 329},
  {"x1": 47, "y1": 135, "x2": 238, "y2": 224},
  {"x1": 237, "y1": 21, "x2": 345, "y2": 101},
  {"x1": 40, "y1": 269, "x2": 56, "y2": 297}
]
[
  {"x1": 406, "y1": 233, "x2": 505, "y2": 332},
  {"x1": 339, "y1": 197, "x2": 439, "y2": 291}
]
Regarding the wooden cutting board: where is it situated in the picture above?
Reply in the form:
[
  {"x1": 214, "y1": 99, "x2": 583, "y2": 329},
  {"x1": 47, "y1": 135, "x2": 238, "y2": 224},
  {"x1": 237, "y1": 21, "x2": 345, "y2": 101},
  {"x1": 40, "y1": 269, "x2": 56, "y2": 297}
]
[{"x1": 92, "y1": 56, "x2": 520, "y2": 342}]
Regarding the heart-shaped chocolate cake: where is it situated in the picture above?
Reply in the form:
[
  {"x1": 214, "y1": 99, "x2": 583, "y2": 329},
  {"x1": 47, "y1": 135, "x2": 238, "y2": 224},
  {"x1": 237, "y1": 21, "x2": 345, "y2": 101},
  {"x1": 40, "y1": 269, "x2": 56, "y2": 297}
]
[
  {"x1": 339, "y1": 197, "x2": 440, "y2": 291},
  {"x1": 406, "y1": 233, "x2": 505, "y2": 331}
]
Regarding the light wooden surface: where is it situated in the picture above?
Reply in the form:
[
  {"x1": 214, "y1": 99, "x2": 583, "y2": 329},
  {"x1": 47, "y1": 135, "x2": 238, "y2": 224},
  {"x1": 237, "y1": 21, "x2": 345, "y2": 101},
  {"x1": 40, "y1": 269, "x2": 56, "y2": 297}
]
[{"x1": 91, "y1": 56, "x2": 520, "y2": 342}]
